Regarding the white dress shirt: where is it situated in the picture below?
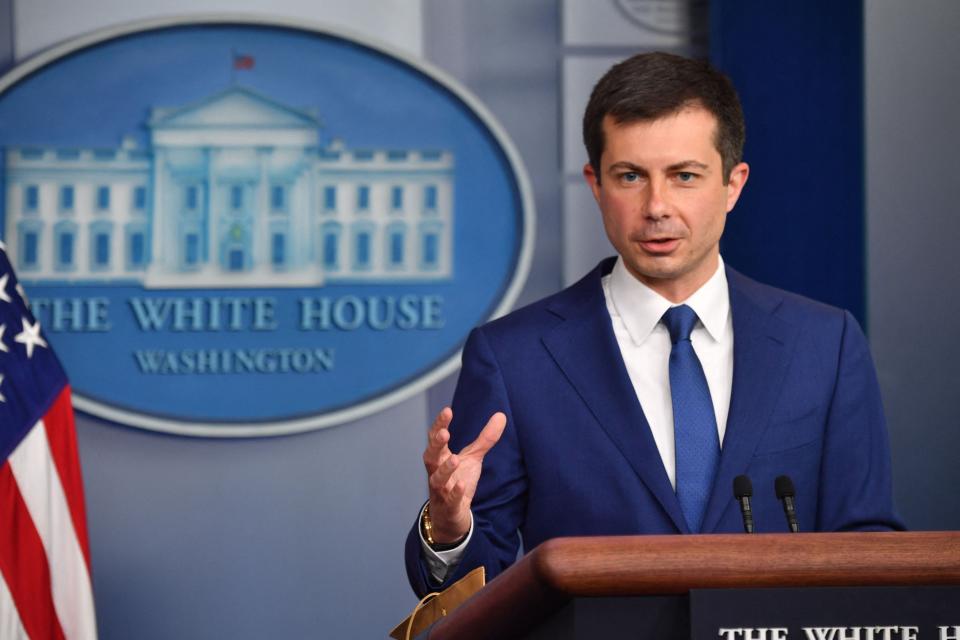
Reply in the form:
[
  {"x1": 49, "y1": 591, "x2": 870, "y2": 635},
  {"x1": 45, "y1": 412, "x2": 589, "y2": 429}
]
[
  {"x1": 421, "y1": 256, "x2": 735, "y2": 582},
  {"x1": 603, "y1": 256, "x2": 734, "y2": 488}
]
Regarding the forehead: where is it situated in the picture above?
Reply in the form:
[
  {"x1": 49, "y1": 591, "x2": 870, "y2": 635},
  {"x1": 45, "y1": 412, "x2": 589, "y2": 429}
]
[{"x1": 602, "y1": 107, "x2": 720, "y2": 166}]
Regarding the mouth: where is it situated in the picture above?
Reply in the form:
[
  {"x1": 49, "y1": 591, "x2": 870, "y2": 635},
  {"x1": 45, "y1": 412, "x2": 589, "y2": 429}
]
[{"x1": 637, "y1": 237, "x2": 681, "y2": 254}]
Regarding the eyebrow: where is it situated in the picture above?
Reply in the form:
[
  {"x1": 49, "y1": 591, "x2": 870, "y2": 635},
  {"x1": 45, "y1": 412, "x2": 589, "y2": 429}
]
[
  {"x1": 606, "y1": 161, "x2": 646, "y2": 174},
  {"x1": 606, "y1": 160, "x2": 711, "y2": 174},
  {"x1": 666, "y1": 160, "x2": 710, "y2": 172}
]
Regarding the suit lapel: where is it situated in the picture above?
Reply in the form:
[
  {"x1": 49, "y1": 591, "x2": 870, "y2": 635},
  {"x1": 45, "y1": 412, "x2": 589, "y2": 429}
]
[
  {"x1": 541, "y1": 262, "x2": 689, "y2": 533},
  {"x1": 700, "y1": 268, "x2": 798, "y2": 532}
]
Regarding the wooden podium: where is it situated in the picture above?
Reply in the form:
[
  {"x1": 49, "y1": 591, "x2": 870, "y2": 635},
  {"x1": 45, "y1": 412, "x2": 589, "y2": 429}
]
[{"x1": 420, "y1": 532, "x2": 960, "y2": 639}]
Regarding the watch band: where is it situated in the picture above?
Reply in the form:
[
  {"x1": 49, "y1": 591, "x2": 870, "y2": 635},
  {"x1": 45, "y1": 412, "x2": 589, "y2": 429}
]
[{"x1": 421, "y1": 502, "x2": 468, "y2": 551}]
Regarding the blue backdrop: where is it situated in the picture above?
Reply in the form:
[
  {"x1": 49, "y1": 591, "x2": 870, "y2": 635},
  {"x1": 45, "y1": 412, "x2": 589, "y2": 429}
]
[{"x1": 712, "y1": 0, "x2": 866, "y2": 326}]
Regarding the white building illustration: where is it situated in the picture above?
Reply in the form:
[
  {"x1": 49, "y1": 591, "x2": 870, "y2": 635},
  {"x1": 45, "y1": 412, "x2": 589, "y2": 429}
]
[{"x1": 3, "y1": 87, "x2": 454, "y2": 287}]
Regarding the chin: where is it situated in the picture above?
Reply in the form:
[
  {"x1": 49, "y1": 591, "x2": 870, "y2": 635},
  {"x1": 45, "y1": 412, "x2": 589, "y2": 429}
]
[
  {"x1": 632, "y1": 255, "x2": 682, "y2": 275},
  {"x1": 629, "y1": 263, "x2": 682, "y2": 284}
]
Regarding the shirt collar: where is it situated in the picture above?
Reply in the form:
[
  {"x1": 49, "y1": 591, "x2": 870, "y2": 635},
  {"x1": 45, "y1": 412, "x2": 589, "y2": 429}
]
[{"x1": 608, "y1": 255, "x2": 730, "y2": 346}]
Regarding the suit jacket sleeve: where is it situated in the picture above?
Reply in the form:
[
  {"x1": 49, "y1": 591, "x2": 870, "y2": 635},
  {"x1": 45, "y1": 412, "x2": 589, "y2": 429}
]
[
  {"x1": 405, "y1": 327, "x2": 527, "y2": 597},
  {"x1": 817, "y1": 310, "x2": 903, "y2": 531}
]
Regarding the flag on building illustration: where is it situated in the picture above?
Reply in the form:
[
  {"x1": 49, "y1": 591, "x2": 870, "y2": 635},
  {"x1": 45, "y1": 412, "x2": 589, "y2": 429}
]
[
  {"x1": 0, "y1": 242, "x2": 97, "y2": 639},
  {"x1": 232, "y1": 53, "x2": 255, "y2": 70}
]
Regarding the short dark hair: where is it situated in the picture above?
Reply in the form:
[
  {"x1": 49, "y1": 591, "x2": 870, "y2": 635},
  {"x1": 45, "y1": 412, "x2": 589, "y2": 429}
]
[{"x1": 582, "y1": 52, "x2": 745, "y2": 183}]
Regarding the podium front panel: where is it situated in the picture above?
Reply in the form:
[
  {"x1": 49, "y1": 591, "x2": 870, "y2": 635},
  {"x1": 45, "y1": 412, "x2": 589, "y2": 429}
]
[{"x1": 691, "y1": 586, "x2": 960, "y2": 640}]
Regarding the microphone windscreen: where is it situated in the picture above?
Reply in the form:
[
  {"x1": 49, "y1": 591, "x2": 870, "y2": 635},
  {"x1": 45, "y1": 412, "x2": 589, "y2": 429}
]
[
  {"x1": 733, "y1": 474, "x2": 753, "y2": 498},
  {"x1": 775, "y1": 475, "x2": 796, "y2": 499}
]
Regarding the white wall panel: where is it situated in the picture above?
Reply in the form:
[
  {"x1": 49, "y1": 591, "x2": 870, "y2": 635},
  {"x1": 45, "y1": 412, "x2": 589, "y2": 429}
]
[
  {"x1": 562, "y1": 0, "x2": 706, "y2": 48},
  {"x1": 562, "y1": 180, "x2": 611, "y2": 286},
  {"x1": 14, "y1": 0, "x2": 422, "y2": 60},
  {"x1": 866, "y1": 0, "x2": 960, "y2": 529},
  {"x1": 562, "y1": 55, "x2": 622, "y2": 176}
]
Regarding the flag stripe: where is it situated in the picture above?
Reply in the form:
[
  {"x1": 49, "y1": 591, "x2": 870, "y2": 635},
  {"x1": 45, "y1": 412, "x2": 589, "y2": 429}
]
[
  {"x1": 2, "y1": 246, "x2": 96, "y2": 637},
  {"x1": 42, "y1": 386, "x2": 92, "y2": 568},
  {"x1": 0, "y1": 568, "x2": 31, "y2": 640},
  {"x1": 9, "y1": 423, "x2": 97, "y2": 640},
  {"x1": 0, "y1": 462, "x2": 67, "y2": 640}
]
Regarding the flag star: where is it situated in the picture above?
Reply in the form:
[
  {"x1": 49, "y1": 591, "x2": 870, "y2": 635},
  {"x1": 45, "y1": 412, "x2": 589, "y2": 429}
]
[
  {"x1": 15, "y1": 317, "x2": 47, "y2": 358},
  {"x1": 0, "y1": 273, "x2": 11, "y2": 304},
  {"x1": 0, "y1": 239, "x2": 6, "y2": 251},
  {"x1": 0, "y1": 374, "x2": 5, "y2": 403},
  {"x1": 0, "y1": 324, "x2": 8, "y2": 353}
]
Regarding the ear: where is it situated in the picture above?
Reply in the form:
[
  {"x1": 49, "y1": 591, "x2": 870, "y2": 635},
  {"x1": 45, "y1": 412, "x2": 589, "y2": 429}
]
[
  {"x1": 724, "y1": 162, "x2": 749, "y2": 212},
  {"x1": 583, "y1": 162, "x2": 602, "y2": 203}
]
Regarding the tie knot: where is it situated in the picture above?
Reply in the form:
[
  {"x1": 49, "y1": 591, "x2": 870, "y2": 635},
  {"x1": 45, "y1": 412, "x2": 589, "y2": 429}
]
[{"x1": 662, "y1": 304, "x2": 699, "y2": 344}]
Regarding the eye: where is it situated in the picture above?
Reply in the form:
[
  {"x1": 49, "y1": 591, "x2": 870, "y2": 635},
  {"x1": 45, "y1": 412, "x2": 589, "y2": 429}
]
[
  {"x1": 676, "y1": 171, "x2": 697, "y2": 183},
  {"x1": 620, "y1": 172, "x2": 640, "y2": 183}
]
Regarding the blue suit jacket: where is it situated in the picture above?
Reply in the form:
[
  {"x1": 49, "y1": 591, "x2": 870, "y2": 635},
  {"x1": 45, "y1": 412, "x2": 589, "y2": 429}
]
[{"x1": 406, "y1": 259, "x2": 902, "y2": 596}]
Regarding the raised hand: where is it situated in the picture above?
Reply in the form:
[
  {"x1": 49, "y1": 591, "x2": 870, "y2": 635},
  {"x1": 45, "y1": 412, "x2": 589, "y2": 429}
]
[{"x1": 422, "y1": 407, "x2": 506, "y2": 543}]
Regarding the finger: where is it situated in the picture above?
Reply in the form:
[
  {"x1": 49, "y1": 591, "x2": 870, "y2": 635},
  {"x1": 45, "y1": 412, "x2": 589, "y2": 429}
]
[
  {"x1": 425, "y1": 408, "x2": 453, "y2": 455},
  {"x1": 430, "y1": 462, "x2": 464, "y2": 507},
  {"x1": 439, "y1": 477, "x2": 468, "y2": 510},
  {"x1": 428, "y1": 453, "x2": 460, "y2": 496},
  {"x1": 428, "y1": 407, "x2": 453, "y2": 439},
  {"x1": 462, "y1": 411, "x2": 507, "y2": 457},
  {"x1": 422, "y1": 427, "x2": 450, "y2": 469},
  {"x1": 423, "y1": 408, "x2": 453, "y2": 470}
]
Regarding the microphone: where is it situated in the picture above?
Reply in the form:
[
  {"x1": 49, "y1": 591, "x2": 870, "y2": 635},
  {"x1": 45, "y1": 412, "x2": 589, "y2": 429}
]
[
  {"x1": 733, "y1": 475, "x2": 755, "y2": 533},
  {"x1": 775, "y1": 475, "x2": 800, "y2": 532}
]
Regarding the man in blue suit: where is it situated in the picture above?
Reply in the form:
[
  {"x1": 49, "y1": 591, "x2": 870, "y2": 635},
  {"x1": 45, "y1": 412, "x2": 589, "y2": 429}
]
[{"x1": 406, "y1": 52, "x2": 902, "y2": 597}]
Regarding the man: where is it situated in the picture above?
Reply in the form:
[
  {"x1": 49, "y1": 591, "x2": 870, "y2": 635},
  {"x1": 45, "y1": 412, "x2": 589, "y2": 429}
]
[{"x1": 405, "y1": 52, "x2": 902, "y2": 597}]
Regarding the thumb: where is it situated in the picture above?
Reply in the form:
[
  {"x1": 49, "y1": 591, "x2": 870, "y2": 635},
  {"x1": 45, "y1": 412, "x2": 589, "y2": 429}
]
[{"x1": 465, "y1": 412, "x2": 506, "y2": 457}]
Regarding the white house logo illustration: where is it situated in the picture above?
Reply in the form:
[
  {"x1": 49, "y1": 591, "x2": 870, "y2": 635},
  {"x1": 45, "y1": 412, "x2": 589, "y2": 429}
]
[
  {"x1": 4, "y1": 86, "x2": 454, "y2": 289},
  {"x1": 0, "y1": 17, "x2": 533, "y2": 437}
]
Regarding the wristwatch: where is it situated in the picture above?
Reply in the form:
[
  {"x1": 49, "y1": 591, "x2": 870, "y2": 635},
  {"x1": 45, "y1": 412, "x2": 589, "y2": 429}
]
[{"x1": 421, "y1": 502, "x2": 468, "y2": 551}]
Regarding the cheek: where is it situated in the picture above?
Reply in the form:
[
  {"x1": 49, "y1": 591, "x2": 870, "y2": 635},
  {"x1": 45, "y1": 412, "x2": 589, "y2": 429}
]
[
  {"x1": 599, "y1": 213, "x2": 633, "y2": 253},
  {"x1": 599, "y1": 211, "x2": 623, "y2": 242},
  {"x1": 601, "y1": 192, "x2": 635, "y2": 219},
  {"x1": 702, "y1": 211, "x2": 728, "y2": 243},
  {"x1": 687, "y1": 195, "x2": 728, "y2": 237},
  {"x1": 600, "y1": 199, "x2": 634, "y2": 231}
]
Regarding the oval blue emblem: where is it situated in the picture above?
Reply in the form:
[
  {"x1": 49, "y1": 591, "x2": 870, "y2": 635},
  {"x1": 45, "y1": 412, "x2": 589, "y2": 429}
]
[{"x1": 0, "y1": 16, "x2": 534, "y2": 436}]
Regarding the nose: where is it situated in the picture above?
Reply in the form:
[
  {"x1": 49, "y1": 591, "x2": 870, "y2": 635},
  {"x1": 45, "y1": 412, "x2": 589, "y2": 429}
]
[{"x1": 644, "y1": 177, "x2": 670, "y2": 220}]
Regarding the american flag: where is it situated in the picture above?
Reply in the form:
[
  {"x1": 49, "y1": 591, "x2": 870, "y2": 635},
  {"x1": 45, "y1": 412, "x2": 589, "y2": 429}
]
[
  {"x1": 0, "y1": 242, "x2": 97, "y2": 639},
  {"x1": 233, "y1": 53, "x2": 255, "y2": 70}
]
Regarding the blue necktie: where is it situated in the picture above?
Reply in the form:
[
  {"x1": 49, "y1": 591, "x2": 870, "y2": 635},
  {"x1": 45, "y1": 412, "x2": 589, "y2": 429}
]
[{"x1": 662, "y1": 304, "x2": 720, "y2": 533}]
